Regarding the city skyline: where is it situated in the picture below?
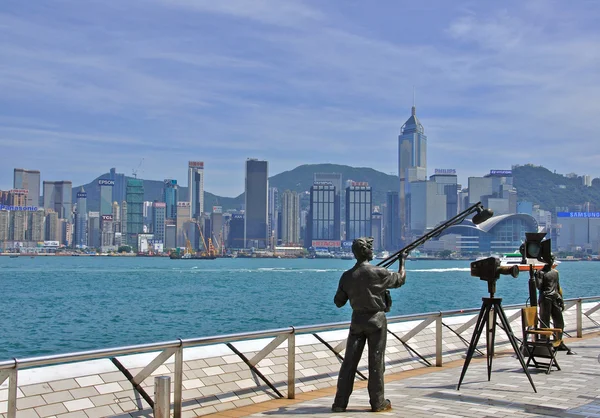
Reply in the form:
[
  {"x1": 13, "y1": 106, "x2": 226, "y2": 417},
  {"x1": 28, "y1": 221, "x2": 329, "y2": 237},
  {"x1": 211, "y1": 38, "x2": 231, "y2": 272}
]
[{"x1": 2, "y1": 1, "x2": 600, "y2": 196}]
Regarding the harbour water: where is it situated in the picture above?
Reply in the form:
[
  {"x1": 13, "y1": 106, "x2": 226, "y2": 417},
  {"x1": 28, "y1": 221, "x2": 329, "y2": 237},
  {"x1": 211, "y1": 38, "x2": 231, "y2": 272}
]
[{"x1": 1, "y1": 256, "x2": 598, "y2": 360}]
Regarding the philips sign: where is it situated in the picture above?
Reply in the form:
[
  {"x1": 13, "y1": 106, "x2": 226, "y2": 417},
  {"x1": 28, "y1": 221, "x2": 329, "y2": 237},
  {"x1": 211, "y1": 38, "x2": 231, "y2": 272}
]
[
  {"x1": 434, "y1": 168, "x2": 457, "y2": 175},
  {"x1": 98, "y1": 179, "x2": 115, "y2": 186}
]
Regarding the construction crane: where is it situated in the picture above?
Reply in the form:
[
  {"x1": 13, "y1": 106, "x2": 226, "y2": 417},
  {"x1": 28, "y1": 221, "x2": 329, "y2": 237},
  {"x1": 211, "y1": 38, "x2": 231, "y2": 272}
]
[{"x1": 132, "y1": 158, "x2": 144, "y2": 179}]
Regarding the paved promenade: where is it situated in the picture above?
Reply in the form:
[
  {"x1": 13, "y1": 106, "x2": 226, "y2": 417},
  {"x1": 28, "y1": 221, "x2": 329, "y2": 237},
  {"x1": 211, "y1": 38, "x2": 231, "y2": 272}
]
[{"x1": 209, "y1": 333, "x2": 600, "y2": 418}]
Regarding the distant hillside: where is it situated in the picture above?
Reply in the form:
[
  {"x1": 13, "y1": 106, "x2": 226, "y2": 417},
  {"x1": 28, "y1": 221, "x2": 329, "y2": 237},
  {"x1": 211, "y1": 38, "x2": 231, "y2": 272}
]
[
  {"x1": 73, "y1": 164, "x2": 600, "y2": 214},
  {"x1": 512, "y1": 165, "x2": 600, "y2": 212}
]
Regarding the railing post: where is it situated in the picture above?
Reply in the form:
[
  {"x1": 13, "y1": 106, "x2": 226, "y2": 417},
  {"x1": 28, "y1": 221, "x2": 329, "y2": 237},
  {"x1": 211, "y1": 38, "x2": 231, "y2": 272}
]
[
  {"x1": 436, "y1": 313, "x2": 442, "y2": 367},
  {"x1": 288, "y1": 327, "x2": 296, "y2": 399},
  {"x1": 7, "y1": 365, "x2": 18, "y2": 418},
  {"x1": 173, "y1": 342, "x2": 183, "y2": 418},
  {"x1": 154, "y1": 376, "x2": 171, "y2": 418},
  {"x1": 577, "y1": 299, "x2": 583, "y2": 338}
]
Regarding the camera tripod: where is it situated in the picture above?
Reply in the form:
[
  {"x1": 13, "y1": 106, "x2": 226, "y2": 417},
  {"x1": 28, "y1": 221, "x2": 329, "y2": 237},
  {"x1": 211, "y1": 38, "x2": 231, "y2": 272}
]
[{"x1": 457, "y1": 292, "x2": 537, "y2": 393}]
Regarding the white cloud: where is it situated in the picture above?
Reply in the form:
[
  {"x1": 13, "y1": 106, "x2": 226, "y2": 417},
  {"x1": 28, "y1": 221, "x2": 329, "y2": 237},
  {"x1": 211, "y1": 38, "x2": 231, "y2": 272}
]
[{"x1": 1, "y1": 1, "x2": 600, "y2": 195}]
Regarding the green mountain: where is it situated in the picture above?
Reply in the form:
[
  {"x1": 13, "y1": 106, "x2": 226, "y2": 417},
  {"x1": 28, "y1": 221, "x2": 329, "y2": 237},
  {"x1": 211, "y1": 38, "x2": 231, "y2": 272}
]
[
  {"x1": 512, "y1": 165, "x2": 600, "y2": 212},
  {"x1": 73, "y1": 164, "x2": 600, "y2": 214}
]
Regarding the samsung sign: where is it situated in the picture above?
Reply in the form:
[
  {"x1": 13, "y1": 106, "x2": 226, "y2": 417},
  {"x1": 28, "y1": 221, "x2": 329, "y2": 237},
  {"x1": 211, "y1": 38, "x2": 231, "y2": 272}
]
[
  {"x1": 98, "y1": 179, "x2": 115, "y2": 186},
  {"x1": 557, "y1": 212, "x2": 600, "y2": 218}
]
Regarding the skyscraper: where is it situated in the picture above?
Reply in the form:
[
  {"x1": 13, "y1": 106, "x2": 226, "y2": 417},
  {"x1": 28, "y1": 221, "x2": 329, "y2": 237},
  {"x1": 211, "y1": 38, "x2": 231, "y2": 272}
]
[
  {"x1": 87, "y1": 212, "x2": 100, "y2": 248},
  {"x1": 43, "y1": 181, "x2": 72, "y2": 219},
  {"x1": 109, "y1": 168, "x2": 126, "y2": 205},
  {"x1": 45, "y1": 210, "x2": 60, "y2": 243},
  {"x1": 152, "y1": 202, "x2": 166, "y2": 243},
  {"x1": 398, "y1": 104, "x2": 427, "y2": 238},
  {"x1": 126, "y1": 179, "x2": 144, "y2": 250},
  {"x1": 163, "y1": 179, "x2": 178, "y2": 220},
  {"x1": 384, "y1": 191, "x2": 401, "y2": 251},
  {"x1": 188, "y1": 161, "x2": 204, "y2": 219},
  {"x1": 268, "y1": 187, "x2": 279, "y2": 248},
  {"x1": 176, "y1": 202, "x2": 192, "y2": 248},
  {"x1": 98, "y1": 179, "x2": 114, "y2": 216},
  {"x1": 307, "y1": 182, "x2": 340, "y2": 248},
  {"x1": 281, "y1": 190, "x2": 300, "y2": 245},
  {"x1": 345, "y1": 182, "x2": 372, "y2": 241},
  {"x1": 0, "y1": 210, "x2": 9, "y2": 241},
  {"x1": 74, "y1": 187, "x2": 88, "y2": 248},
  {"x1": 13, "y1": 168, "x2": 41, "y2": 207},
  {"x1": 244, "y1": 159, "x2": 268, "y2": 248}
]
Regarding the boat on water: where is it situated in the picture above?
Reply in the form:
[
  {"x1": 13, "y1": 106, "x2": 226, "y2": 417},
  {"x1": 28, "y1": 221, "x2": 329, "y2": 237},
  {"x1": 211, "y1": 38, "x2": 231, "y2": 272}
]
[
  {"x1": 9, "y1": 254, "x2": 19, "y2": 258},
  {"x1": 498, "y1": 251, "x2": 560, "y2": 271},
  {"x1": 374, "y1": 251, "x2": 390, "y2": 260},
  {"x1": 169, "y1": 252, "x2": 216, "y2": 260}
]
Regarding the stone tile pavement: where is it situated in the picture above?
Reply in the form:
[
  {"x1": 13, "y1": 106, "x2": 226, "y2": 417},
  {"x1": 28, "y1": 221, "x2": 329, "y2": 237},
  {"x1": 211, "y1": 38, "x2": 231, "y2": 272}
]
[{"x1": 212, "y1": 333, "x2": 600, "y2": 418}]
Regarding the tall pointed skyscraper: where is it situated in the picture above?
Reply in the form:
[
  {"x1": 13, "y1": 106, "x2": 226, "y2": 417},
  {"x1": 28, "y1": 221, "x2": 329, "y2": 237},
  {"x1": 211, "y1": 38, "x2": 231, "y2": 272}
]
[{"x1": 398, "y1": 103, "x2": 427, "y2": 239}]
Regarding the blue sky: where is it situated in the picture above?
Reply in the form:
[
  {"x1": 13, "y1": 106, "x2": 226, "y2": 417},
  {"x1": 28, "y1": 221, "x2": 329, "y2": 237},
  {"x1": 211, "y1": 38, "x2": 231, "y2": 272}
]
[{"x1": 1, "y1": 0, "x2": 599, "y2": 197}]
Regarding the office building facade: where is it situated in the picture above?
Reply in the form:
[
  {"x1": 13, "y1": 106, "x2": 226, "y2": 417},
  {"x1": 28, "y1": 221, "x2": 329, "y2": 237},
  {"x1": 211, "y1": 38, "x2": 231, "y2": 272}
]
[
  {"x1": 45, "y1": 210, "x2": 60, "y2": 243},
  {"x1": 14, "y1": 168, "x2": 41, "y2": 207},
  {"x1": 409, "y1": 181, "x2": 447, "y2": 234},
  {"x1": 163, "y1": 179, "x2": 178, "y2": 220},
  {"x1": 345, "y1": 182, "x2": 372, "y2": 241},
  {"x1": 281, "y1": 190, "x2": 300, "y2": 245},
  {"x1": 152, "y1": 202, "x2": 167, "y2": 243},
  {"x1": 188, "y1": 161, "x2": 204, "y2": 219},
  {"x1": 268, "y1": 187, "x2": 279, "y2": 248},
  {"x1": 126, "y1": 179, "x2": 144, "y2": 250},
  {"x1": 74, "y1": 188, "x2": 88, "y2": 248},
  {"x1": 87, "y1": 212, "x2": 100, "y2": 248},
  {"x1": 384, "y1": 191, "x2": 401, "y2": 251},
  {"x1": 244, "y1": 159, "x2": 268, "y2": 248},
  {"x1": 176, "y1": 202, "x2": 192, "y2": 248},
  {"x1": 43, "y1": 181, "x2": 72, "y2": 219},
  {"x1": 227, "y1": 213, "x2": 244, "y2": 249},
  {"x1": 307, "y1": 183, "x2": 340, "y2": 248}
]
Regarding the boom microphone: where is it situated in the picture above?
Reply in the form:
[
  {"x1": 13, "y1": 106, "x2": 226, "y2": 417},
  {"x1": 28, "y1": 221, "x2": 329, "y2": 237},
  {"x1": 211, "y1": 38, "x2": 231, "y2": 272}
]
[{"x1": 472, "y1": 208, "x2": 494, "y2": 225}]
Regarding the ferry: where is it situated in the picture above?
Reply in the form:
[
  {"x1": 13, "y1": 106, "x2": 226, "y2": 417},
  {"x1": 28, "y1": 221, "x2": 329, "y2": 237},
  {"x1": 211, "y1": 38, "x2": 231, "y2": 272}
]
[{"x1": 499, "y1": 251, "x2": 560, "y2": 271}]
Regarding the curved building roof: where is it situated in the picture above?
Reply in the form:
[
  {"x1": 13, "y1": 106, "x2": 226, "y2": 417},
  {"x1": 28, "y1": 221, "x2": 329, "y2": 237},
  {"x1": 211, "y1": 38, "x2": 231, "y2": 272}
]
[{"x1": 439, "y1": 213, "x2": 538, "y2": 236}]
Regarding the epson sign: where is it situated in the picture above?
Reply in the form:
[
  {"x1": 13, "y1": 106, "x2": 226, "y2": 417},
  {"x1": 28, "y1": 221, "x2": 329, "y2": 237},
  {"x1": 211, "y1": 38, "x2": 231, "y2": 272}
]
[{"x1": 98, "y1": 179, "x2": 115, "y2": 186}]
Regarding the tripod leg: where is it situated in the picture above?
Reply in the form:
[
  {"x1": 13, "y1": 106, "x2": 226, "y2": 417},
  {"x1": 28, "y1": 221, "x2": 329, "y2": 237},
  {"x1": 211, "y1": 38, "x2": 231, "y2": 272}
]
[
  {"x1": 457, "y1": 301, "x2": 492, "y2": 390},
  {"x1": 487, "y1": 306, "x2": 497, "y2": 381},
  {"x1": 495, "y1": 302, "x2": 537, "y2": 393}
]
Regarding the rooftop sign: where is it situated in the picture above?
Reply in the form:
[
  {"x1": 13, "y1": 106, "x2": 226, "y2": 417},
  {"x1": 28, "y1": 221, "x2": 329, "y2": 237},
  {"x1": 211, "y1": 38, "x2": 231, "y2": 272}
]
[
  {"x1": 489, "y1": 170, "x2": 512, "y2": 176},
  {"x1": 0, "y1": 205, "x2": 38, "y2": 211},
  {"x1": 557, "y1": 212, "x2": 600, "y2": 218},
  {"x1": 98, "y1": 179, "x2": 115, "y2": 186},
  {"x1": 189, "y1": 161, "x2": 204, "y2": 168},
  {"x1": 434, "y1": 169, "x2": 457, "y2": 175}
]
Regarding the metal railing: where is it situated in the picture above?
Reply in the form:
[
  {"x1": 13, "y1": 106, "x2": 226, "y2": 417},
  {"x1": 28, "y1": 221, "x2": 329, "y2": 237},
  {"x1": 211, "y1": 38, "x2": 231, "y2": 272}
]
[{"x1": 1, "y1": 296, "x2": 599, "y2": 418}]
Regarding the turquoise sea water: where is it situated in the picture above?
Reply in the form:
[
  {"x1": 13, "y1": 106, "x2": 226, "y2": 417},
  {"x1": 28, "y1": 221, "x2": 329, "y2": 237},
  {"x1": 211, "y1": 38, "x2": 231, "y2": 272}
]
[{"x1": 1, "y1": 256, "x2": 599, "y2": 360}]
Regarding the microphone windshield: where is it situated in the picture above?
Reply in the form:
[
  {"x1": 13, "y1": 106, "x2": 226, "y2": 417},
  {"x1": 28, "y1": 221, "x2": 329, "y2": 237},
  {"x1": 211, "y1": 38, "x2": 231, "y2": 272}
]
[{"x1": 472, "y1": 208, "x2": 494, "y2": 225}]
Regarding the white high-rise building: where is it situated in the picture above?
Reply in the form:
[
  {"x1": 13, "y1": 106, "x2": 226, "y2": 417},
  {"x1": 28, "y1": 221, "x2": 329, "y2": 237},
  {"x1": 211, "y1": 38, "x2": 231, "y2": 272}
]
[
  {"x1": 188, "y1": 161, "x2": 204, "y2": 219},
  {"x1": 281, "y1": 190, "x2": 300, "y2": 245}
]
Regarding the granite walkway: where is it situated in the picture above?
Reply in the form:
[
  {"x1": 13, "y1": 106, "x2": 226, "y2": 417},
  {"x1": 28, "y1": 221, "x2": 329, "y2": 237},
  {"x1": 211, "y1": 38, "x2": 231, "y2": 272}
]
[{"x1": 206, "y1": 333, "x2": 600, "y2": 418}]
